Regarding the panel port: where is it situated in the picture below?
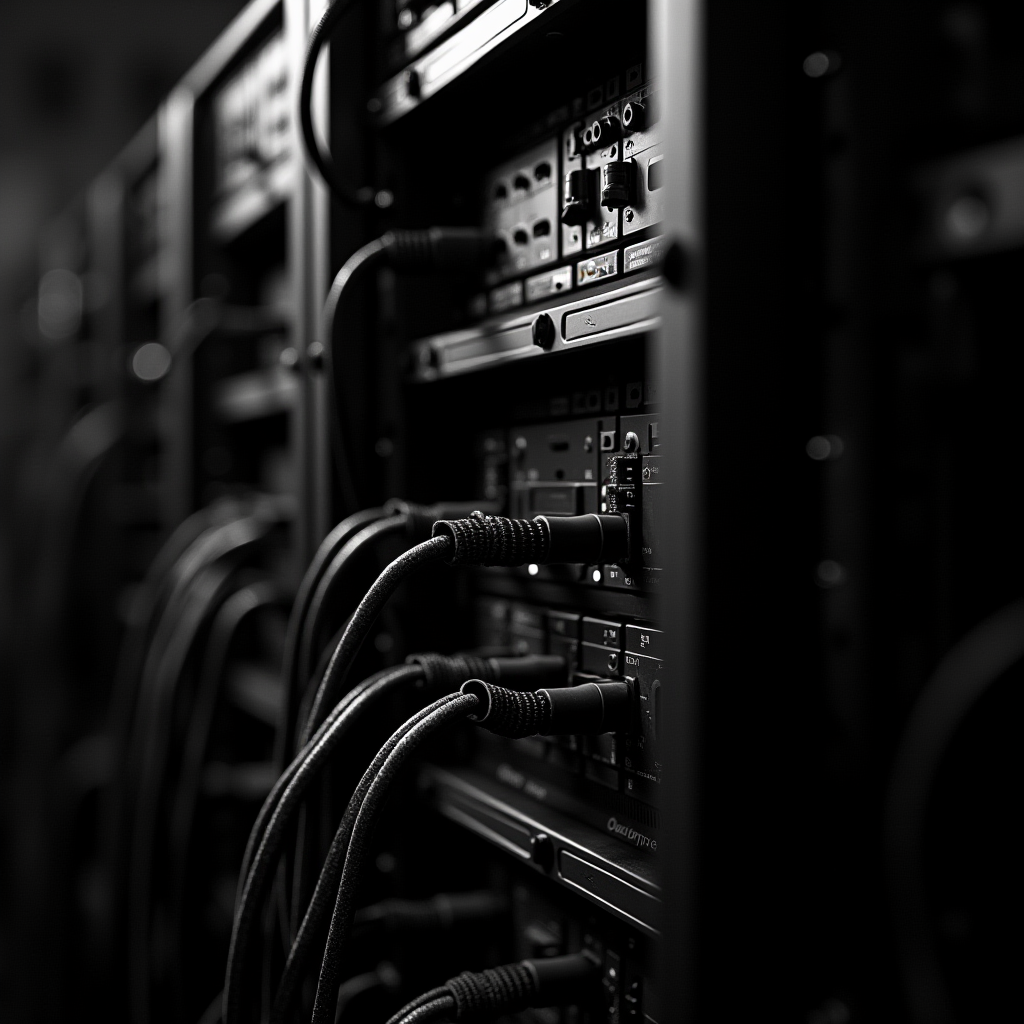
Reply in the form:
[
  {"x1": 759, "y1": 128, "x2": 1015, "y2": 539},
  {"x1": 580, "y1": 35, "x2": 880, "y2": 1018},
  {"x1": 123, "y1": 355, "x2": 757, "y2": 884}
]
[
  {"x1": 513, "y1": 173, "x2": 531, "y2": 192},
  {"x1": 534, "y1": 161, "x2": 552, "y2": 181},
  {"x1": 647, "y1": 155, "x2": 664, "y2": 191},
  {"x1": 513, "y1": 227, "x2": 530, "y2": 246},
  {"x1": 591, "y1": 115, "x2": 622, "y2": 148},
  {"x1": 621, "y1": 101, "x2": 646, "y2": 133},
  {"x1": 532, "y1": 219, "x2": 552, "y2": 238},
  {"x1": 494, "y1": 182, "x2": 509, "y2": 200}
]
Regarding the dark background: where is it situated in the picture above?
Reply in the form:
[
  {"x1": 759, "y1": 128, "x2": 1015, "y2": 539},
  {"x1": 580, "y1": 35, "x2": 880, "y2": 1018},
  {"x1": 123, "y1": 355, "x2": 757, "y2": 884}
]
[{"x1": 0, "y1": 4, "x2": 246, "y2": 1018}]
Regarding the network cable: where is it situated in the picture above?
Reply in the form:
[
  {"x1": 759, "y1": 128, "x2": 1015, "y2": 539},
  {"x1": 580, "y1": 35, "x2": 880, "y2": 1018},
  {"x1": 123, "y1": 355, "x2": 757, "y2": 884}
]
[
  {"x1": 304, "y1": 679, "x2": 629, "y2": 1024},
  {"x1": 299, "y1": 0, "x2": 381, "y2": 209},
  {"x1": 302, "y1": 510, "x2": 630, "y2": 743},
  {"x1": 384, "y1": 954, "x2": 600, "y2": 1024},
  {"x1": 224, "y1": 653, "x2": 563, "y2": 1024},
  {"x1": 319, "y1": 230, "x2": 497, "y2": 513}
]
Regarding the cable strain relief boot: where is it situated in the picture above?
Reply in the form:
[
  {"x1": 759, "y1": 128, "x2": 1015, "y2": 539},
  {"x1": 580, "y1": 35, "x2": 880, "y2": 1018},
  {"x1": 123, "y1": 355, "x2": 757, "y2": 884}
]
[
  {"x1": 408, "y1": 652, "x2": 494, "y2": 695},
  {"x1": 432, "y1": 512, "x2": 551, "y2": 566},
  {"x1": 536, "y1": 513, "x2": 629, "y2": 565},
  {"x1": 543, "y1": 681, "x2": 632, "y2": 734},
  {"x1": 382, "y1": 228, "x2": 500, "y2": 273},
  {"x1": 522, "y1": 953, "x2": 601, "y2": 1007},
  {"x1": 395, "y1": 500, "x2": 504, "y2": 542},
  {"x1": 460, "y1": 680, "x2": 553, "y2": 737},
  {"x1": 447, "y1": 962, "x2": 538, "y2": 1021}
]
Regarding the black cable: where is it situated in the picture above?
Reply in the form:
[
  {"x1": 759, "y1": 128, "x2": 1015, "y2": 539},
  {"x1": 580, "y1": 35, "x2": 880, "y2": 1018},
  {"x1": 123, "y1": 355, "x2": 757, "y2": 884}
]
[
  {"x1": 302, "y1": 676, "x2": 629, "y2": 1024},
  {"x1": 302, "y1": 510, "x2": 630, "y2": 744},
  {"x1": 224, "y1": 664, "x2": 421, "y2": 1024},
  {"x1": 296, "y1": 514, "x2": 408, "y2": 728},
  {"x1": 385, "y1": 955, "x2": 600, "y2": 1024},
  {"x1": 168, "y1": 579, "x2": 280, "y2": 1006},
  {"x1": 127, "y1": 509, "x2": 281, "y2": 1024},
  {"x1": 295, "y1": 503, "x2": 502, "y2": 729},
  {"x1": 284, "y1": 694, "x2": 477, "y2": 1024},
  {"x1": 392, "y1": 997, "x2": 452, "y2": 1024},
  {"x1": 381, "y1": 987, "x2": 449, "y2": 1024},
  {"x1": 278, "y1": 507, "x2": 386, "y2": 767},
  {"x1": 128, "y1": 560, "x2": 242, "y2": 1024},
  {"x1": 320, "y1": 231, "x2": 496, "y2": 514},
  {"x1": 300, "y1": 536, "x2": 452, "y2": 744},
  {"x1": 334, "y1": 961, "x2": 400, "y2": 1024},
  {"x1": 351, "y1": 890, "x2": 506, "y2": 942},
  {"x1": 229, "y1": 651, "x2": 527, "y2": 1024},
  {"x1": 299, "y1": 0, "x2": 380, "y2": 209}
]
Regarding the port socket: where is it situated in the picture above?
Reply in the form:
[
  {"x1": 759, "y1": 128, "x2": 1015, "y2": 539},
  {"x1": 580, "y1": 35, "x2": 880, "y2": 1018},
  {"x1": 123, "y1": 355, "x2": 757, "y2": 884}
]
[
  {"x1": 621, "y1": 101, "x2": 646, "y2": 133},
  {"x1": 493, "y1": 182, "x2": 509, "y2": 200},
  {"x1": 591, "y1": 115, "x2": 622, "y2": 149},
  {"x1": 513, "y1": 227, "x2": 530, "y2": 246},
  {"x1": 532, "y1": 219, "x2": 551, "y2": 238},
  {"x1": 534, "y1": 161, "x2": 552, "y2": 181},
  {"x1": 513, "y1": 173, "x2": 531, "y2": 192}
]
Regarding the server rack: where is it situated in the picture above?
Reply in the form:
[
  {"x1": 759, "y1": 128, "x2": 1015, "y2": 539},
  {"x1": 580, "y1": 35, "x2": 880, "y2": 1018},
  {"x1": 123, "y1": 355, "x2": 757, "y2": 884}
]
[{"x1": 17, "y1": 0, "x2": 1020, "y2": 1021}]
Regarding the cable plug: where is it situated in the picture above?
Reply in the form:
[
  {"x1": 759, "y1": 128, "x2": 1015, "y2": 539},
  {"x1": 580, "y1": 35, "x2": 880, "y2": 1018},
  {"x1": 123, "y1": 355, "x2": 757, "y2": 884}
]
[
  {"x1": 353, "y1": 890, "x2": 506, "y2": 939},
  {"x1": 431, "y1": 512, "x2": 630, "y2": 567},
  {"x1": 384, "y1": 499, "x2": 501, "y2": 543},
  {"x1": 407, "y1": 652, "x2": 566, "y2": 698},
  {"x1": 460, "y1": 679, "x2": 631, "y2": 737},
  {"x1": 439, "y1": 954, "x2": 600, "y2": 1023},
  {"x1": 381, "y1": 228, "x2": 502, "y2": 273}
]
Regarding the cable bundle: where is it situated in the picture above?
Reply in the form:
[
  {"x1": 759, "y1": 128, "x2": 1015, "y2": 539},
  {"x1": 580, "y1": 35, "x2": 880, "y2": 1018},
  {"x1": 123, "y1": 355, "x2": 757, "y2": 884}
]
[{"x1": 383, "y1": 954, "x2": 600, "y2": 1024}]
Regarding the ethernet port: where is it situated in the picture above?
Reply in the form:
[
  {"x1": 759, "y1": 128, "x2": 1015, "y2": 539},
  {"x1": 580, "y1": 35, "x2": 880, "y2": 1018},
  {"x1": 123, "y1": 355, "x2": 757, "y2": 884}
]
[
  {"x1": 532, "y1": 219, "x2": 551, "y2": 238},
  {"x1": 513, "y1": 173, "x2": 531, "y2": 192},
  {"x1": 534, "y1": 161, "x2": 552, "y2": 181},
  {"x1": 513, "y1": 227, "x2": 529, "y2": 246}
]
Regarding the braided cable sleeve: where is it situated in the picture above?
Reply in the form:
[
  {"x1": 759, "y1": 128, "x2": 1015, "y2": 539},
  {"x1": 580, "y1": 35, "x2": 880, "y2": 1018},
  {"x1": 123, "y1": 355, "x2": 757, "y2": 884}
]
[
  {"x1": 297, "y1": 515, "x2": 408, "y2": 724},
  {"x1": 310, "y1": 694, "x2": 481, "y2": 1024},
  {"x1": 383, "y1": 988, "x2": 451, "y2": 1024},
  {"x1": 406, "y1": 651, "x2": 493, "y2": 693},
  {"x1": 271, "y1": 696, "x2": 472, "y2": 1024},
  {"x1": 237, "y1": 662, "x2": 408, "y2": 901},
  {"x1": 431, "y1": 512, "x2": 550, "y2": 566},
  {"x1": 460, "y1": 680, "x2": 553, "y2": 738},
  {"x1": 389, "y1": 955, "x2": 599, "y2": 1024},
  {"x1": 394, "y1": 996, "x2": 457, "y2": 1024},
  {"x1": 301, "y1": 536, "x2": 452, "y2": 744},
  {"x1": 277, "y1": 508, "x2": 385, "y2": 766},
  {"x1": 224, "y1": 664, "x2": 421, "y2": 1024},
  {"x1": 447, "y1": 962, "x2": 538, "y2": 1021}
]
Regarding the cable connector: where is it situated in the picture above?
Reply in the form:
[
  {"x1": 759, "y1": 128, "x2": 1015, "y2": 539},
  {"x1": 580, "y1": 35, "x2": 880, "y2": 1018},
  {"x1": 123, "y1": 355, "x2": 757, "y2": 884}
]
[
  {"x1": 431, "y1": 512, "x2": 630, "y2": 567},
  {"x1": 353, "y1": 890, "x2": 506, "y2": 939},
  {"x1": 407, "y1": 652, "x2": 567, "y2": 696},
  {"x1": 386, "y1": 954, "x2": 600, "y2": 1024},
  {"x1": 384, "y1": 499, "x2": 502, "y2": 543},
  {"x1": 381, "y1": 228, "x2": 502, "y2": 273},
  {"x1": 460, "y1": 679, "x2": 631, "y2": 737}
]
